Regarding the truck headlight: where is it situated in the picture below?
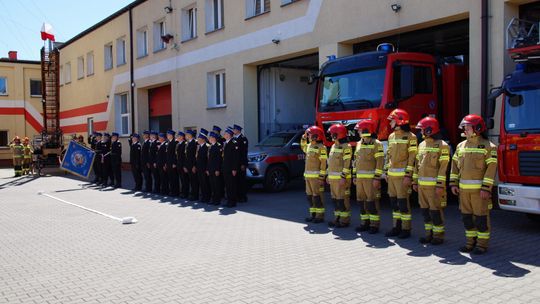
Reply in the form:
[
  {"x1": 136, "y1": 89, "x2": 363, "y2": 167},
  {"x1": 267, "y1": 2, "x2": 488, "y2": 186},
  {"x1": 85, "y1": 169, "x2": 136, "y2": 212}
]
[
  {"x1": 248, "y1": 153, "x2": 268, "y2": 162},
  {"x1": 498, "y1": 187, "x2": 515, "y2": 196}
]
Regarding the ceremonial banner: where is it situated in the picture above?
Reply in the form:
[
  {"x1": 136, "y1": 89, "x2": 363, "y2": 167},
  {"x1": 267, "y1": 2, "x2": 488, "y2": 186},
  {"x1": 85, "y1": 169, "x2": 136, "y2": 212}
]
[{"x1": 60, "y1": 141, "x2": 95, "y2": 178}]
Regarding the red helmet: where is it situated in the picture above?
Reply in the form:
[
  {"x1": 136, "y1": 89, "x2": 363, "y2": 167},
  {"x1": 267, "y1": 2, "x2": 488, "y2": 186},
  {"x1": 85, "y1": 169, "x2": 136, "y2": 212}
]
[
  {"x1": 13, "y1": 136, "x2": 21, "y2": 142},
  {"x1": 459, "y1": 114, "x2": 486, "y2": 134},
  {"x1": 416, "y1": 117, "x2": 440, "y2": 136},
  {"x1": 387, "y1": 109, "x2": 410, "y2": 126},
  {"x1": 306, "y1": 126, "x2": 324, "y2": 139},
  {"x1": 328, "y1": 123, "x2": 348, "y2": 140},
  {"x1": 355, "y1": 119, "x2": 377, "y2": 136}
]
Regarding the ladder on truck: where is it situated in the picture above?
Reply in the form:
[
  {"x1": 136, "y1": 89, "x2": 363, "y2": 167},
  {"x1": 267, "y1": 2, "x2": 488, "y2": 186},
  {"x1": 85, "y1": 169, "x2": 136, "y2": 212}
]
[
  {"x1": 507, "y1": 17, "x2": 540, "y2": 61},
  {"x1": 40, "y1": 44, "x2": 62, "y2": 148}
]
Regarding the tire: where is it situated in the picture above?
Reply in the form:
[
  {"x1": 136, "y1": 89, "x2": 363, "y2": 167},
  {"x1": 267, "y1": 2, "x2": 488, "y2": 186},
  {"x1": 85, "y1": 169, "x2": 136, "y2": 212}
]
[
  {"x1": 263, "y1": 165, "x2": 288, "y2": 192},
  {"x1": 526, "y1": 213, "x2": 540, "y2": 223}
]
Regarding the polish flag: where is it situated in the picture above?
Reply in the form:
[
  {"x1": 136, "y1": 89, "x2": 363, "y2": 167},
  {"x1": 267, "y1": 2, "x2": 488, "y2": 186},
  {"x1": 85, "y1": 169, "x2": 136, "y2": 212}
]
[{"x1": 41, "y1": 23, "x2": 55, "y2": 41}]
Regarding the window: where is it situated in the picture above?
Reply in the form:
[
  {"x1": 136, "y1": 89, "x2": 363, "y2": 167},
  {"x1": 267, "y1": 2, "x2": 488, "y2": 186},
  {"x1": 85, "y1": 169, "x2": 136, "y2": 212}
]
[
  {"x1": 115, "y1": 93, "x2": 130, "y2": 136},
  {"x1": 59, "y1": 65, "x2": 64, "y2": 85},
  {"x1": 117, "y1": 37, "x2": 126, "y2": 66},
  {"x1": 205, "y1": 0, "x2": 223, "y2": 32},
  {"x1": 153, "y1": 20, "x2": 166, "y2": 51},
  {"x1": 182, "y1": 5, "x2": 198, "y2": 41},
  {"x1": 246, "y1": 0, "x2": 270, "y2": 18},
  {"x1": 104, "y1": 43, "x2": 113, "y2": 70},
  {"x1": 393, "y1": 65, "x2": 433, "y2": 100},
  {"x1": 207, "y1": 70, "x2": 226, "y2": 107},
  {"x1": 77, "y1": 56, "x2": 84, "y2": 79},
  {"x1": 281, "y1": 0, "x2": 299, "y2": 5},
  {"x1": 30, "y1": 79, "x2": 42, "y2": 97},
  {"x1": 87, "y1": 117, "x2": 94, "y2": 135},
  {"x1": 87, "y1": 52, "x2": 94, "y2": 76},
  {"x1": 0, "y1": 77, "x2": 7, "y2": 95},
  {"x1": 137, "y1": 28, "x2": 148, "y2": 58},
  {"x1": 0, "y1": 130, "x2": 8, "y2": 147},
  {"x1": 65, "y1": 62, "x2": 72, "y2": 84}
]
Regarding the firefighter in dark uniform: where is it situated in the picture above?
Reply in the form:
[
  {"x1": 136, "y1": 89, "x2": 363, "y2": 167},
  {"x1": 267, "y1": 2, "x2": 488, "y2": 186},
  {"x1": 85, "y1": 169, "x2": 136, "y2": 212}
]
[
  {"x1": 185, "y1": 130, "x2": 199, "y2": 201},
  {"x1": 207, "y1": 132, "x2": 224, "y2": 205},
  {"x1": 450, "y1": 114, "x2": 497, "y2": 255},
  {"x1": 232, "y1": 124, "x2": 249, "y2": 202},
  {"x1": 90, "y1": 132, "x2": 102, "y2": 184},
  {"x1": 412, "y1": 117, "x2": 450, "y2": 245},
  {"x1": 157, "y1": 133, "x2": 169, "y2": 195},
  {"x1": 200, "y1": 128, "x2": 209, "y2": 142},
  {"x1": 110, "y1": 132, "x2": 122, "y2": 188},
  {"x1": 166, "y1": 130, "x2": 179, "y2": 196},
  {"x1": 196, "y1": 132, "x2": 211, "y2": 203},
  {"x1": 175, "y1": 131, "x2": 189, "y2": 198},
  {"x1": 129, "y1": 133, "x2": 143, "y2": 191},
  {"x1": 222, "y1": 128, "x2": 240, "y2": 207},
  {"x1": 100, "y1": 133, "x2": 112, "y2": 186},
  {"x1": 150, "y1": 131, "x2": 161, "y2": 194},
  {"x1": 141, "y1": 131, "x2": 153, "y2": 192},
  {"x1": 212, "y1": 125, "x2": 225, "y2": 145}
]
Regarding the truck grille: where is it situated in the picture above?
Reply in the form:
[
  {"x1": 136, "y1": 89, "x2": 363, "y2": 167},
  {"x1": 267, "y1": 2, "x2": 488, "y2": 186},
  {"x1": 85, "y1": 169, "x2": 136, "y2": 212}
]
[{"x1": 519, "y1": 151, "x2": 540, "y2": 176}]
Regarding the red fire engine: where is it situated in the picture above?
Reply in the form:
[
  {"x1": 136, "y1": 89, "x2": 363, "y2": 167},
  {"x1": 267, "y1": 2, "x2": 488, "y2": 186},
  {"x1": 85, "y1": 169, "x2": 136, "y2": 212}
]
[
  {"x1": 487, "y1": 18, "x2": 540, "y2": 220},
  {"x1": 314, "y1": 43, "x2": 468, "y2": 147}
]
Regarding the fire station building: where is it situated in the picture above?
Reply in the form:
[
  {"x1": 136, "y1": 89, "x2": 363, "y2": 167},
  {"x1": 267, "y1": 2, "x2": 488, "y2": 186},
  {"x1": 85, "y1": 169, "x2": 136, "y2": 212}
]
[
  {"x1": 0, "y1": 53, "x2": 42, "y2": 162},
  {"x1": 25, "y1": 0, "x2": 540, "y2": 156}
]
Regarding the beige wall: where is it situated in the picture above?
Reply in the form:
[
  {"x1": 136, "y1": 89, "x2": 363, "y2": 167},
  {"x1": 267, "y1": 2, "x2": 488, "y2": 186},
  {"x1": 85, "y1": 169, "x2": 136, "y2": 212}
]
[
  {"x1": 0, "y1": 60, "x2": 42, "y2": 160},
  {"x1": 58, "y1": 0, "x2": 535, "y2": 159}
]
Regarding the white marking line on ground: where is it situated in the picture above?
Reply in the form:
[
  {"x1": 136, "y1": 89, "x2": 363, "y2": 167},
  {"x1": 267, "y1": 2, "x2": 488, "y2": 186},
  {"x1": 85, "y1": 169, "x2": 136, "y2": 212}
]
[{"x1": 38, "y1": 191, "x2": 137, "y2": 224}]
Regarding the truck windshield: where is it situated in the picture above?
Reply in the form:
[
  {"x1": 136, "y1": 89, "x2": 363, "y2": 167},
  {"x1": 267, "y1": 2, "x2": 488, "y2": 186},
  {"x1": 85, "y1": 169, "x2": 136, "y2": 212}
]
[
  {"x1": 318, "y1": 68, "x2": 386, "y2": 112},
  {"x1": 505, "y1": 87, "x2": 540, "y2": 132}
]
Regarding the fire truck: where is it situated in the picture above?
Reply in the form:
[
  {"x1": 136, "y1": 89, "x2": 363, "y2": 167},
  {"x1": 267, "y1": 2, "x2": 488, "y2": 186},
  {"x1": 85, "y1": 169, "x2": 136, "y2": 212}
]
[
  {"x1": 314, "y1": 43, "x2": 468, "y2": 147},
  {"x1": 487, "y1": 18, "x2": 540, "y2": 221}
]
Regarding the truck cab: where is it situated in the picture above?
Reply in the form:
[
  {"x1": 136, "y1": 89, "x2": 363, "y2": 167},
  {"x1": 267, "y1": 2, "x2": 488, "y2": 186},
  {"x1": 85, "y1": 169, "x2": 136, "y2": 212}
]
[
  {"x1": 315, "y1": 44, "x2": 467, "y2": 147},
  {"x1": 487, "y1": 18, "x2": 540, "y2": 219}
]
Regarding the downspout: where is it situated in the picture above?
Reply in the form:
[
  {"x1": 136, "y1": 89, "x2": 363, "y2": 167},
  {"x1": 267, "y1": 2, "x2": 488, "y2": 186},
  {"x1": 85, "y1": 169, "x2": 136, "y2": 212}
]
[
  {"x1": 129, "y1": 8, "x2": 136, "y2": 133},
  {"x1": 481, "y1": 0, "x2": 488, "y2": 118}
]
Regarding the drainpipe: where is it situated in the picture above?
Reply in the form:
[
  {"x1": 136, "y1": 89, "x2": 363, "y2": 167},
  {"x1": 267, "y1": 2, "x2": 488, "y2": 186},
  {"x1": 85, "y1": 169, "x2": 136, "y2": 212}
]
[
  {"x1": 481, "y1": 0, "x2": 488, "y2": 117},
  {"x1": 129, "y1": 8, "x2": 136, "y2": 133}
]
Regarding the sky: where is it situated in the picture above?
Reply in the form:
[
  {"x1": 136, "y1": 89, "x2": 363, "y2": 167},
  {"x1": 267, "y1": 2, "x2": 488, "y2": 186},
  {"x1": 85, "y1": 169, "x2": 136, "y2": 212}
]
[{"x1": 0, "y1": 0, "x2": 134, "y2": 61}]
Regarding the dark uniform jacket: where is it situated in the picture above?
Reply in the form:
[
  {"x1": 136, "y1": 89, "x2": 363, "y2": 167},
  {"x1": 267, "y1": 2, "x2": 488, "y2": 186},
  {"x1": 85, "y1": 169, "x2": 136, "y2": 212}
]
[
  {"x1": 142, "y1": 139, "x2": 151, "y2": 166},
  {"x1": 196, "y1": 143, "x2": 210, "y2": 171},
  {"x1": 222, "y1": 139, "x2": 240, "y2": 172},
  {"x1": 157, "y1": 140, "x2": 168, "y2": 167},
  {"x1": 176, "y1": 140, "x2": 186, "y2": 169},
  {"x1": 150, "y1": 140, "x2": 160, "y2": 166},
  {"x1": 235, "y1": 134, "x2": 249, "y2": 166},
  {"x1": 207, "y1": 143, "x2": 223, "y2": 173},
  {"x1": 111, "y1": 140, "x2": 122, "y2": 163},
  {"x1": 166, "y1": 140, "x2": 177, "y2": 167},
  {"x1": 185, "y1": 139, "x2": 197, "y2": 170},
  {"x1": 130, "y1": 141, "x2": 142, "y2": 167}
]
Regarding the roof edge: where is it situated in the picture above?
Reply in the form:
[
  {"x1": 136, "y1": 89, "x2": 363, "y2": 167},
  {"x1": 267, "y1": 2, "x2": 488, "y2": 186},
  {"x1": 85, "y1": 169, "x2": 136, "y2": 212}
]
[
  {"x1": 58, "y1": 0, "x2": 147, "y2": 50},
  {"x1": 0, "y1": 58, "x2": 41, "y2": 65}
]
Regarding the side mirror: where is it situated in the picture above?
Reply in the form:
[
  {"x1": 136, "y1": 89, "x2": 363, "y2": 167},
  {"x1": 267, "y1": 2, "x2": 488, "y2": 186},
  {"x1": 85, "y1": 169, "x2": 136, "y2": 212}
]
[
  {"x1": 385, "y1": 102, "x2": 398, "y2": 109},
  {"x1": 308, "y1": 73, "x2": 318, "y2": 85},
  {"x1": 486, "y1": 86, "x2": 504, "y2": 118},
  {"x1": 291, "y1": 142, "x2": 301, "y2": 149}
]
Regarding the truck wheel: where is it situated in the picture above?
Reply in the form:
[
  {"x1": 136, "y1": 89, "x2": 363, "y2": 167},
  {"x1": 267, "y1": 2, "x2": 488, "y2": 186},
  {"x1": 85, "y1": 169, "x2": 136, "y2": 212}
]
[
  {"x1": 264, "y1": 166, "x2": 288, "y2": 192},
  {"x1": 526, "y1": 213, "x2": 540, "y2": 223}
]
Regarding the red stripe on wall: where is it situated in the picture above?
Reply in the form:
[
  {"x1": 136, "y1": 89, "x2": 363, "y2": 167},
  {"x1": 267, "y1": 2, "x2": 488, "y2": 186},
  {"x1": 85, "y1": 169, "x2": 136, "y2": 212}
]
[
  {"x1": 59, "y1": 102, "x2": 108, "y2": 119},
  {"x1": 0, "y1": 108, "x2": 43, "y2": 132},
  {"x1": 0, "y1": 108, "x2": 25, "y2": 115},
  {"x1": 61, "y1": 121, "x2": 108, "y2": 133}
]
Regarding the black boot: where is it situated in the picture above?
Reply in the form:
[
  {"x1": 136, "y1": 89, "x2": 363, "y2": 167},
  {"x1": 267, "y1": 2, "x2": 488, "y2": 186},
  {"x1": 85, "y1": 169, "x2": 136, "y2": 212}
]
[
  {"x1": 419, "y1": 235, "x2": 433, "y2": 244},
  {"x1": 368, "y1": 226, "x2": 379, "y2": 234},
  {"x1": 385, "y1": 220, "x2": 402, "y2": 237},
  {"x1": 305, "y1": 213, "x2": 316, "y2": 222},
  {"x1": 355, "y1": 223, "x2": 370, "y2": 233},
  {"x1": 430, "y1": 238, "x2": 444, "y2": 245},
  {"x1": 398, "y1": 229, "x2": 411, "y2": 239}
]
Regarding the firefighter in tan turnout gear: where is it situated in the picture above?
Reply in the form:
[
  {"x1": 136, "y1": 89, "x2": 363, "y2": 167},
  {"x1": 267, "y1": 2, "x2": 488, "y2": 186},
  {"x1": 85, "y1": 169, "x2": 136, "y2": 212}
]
[
  {"x1": 412, "y1": 117, "x2": 450, "y2": 245},
  {"x1": 301, "y1": 126, "x2": 328, "y2": 223},
  {"x1": 9, "y1": 136, "x2": 24, "y2": 177},
  {"x1": 352, "y1": 119, "x2": 384, "y2": 234},
  {"x1": 326, "y1": 123, "x2": 352, "y2": 228},
  {"x1": 384, "y1": 109, "x2": 418, "y2": 239},
  {"x1": 450, "y1": 114, "x2": 497, "y2": 255}
]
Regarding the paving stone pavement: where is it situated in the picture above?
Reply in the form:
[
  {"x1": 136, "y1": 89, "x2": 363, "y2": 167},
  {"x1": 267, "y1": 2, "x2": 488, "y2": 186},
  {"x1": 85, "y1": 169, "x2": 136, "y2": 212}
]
[{"x1": 0, "y1": 168, "x2": 539, "y2": 304}]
